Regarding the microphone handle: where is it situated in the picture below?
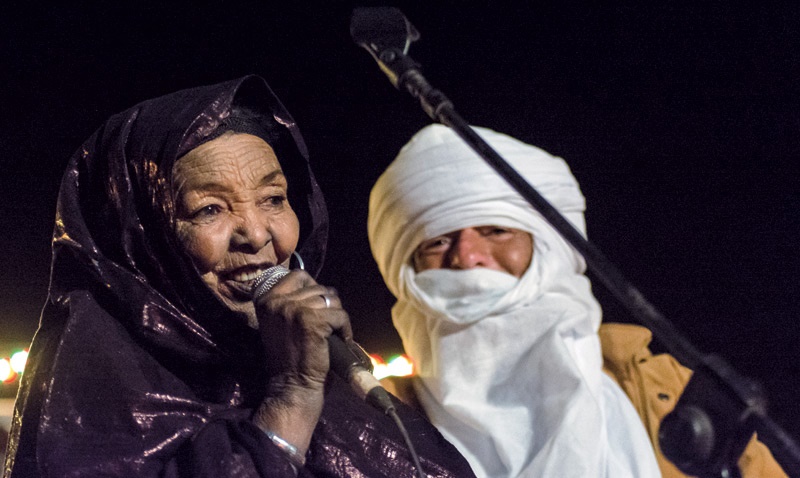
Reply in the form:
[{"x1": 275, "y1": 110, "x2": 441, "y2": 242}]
[{"x1": 328, "y1": 334, "x2": 395, "y2": 412}]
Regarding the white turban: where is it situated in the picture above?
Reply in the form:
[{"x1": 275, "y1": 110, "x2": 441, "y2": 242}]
[
  {"x1": 368, "y1": 124, "x2": 660, "y2": 478},
  {"x1": 369, "y1": 123, "x2": 587, "y2": 303}
]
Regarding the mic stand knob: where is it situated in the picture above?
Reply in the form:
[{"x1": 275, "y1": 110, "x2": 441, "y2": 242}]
[{"x1": 659, "y1": 354, "x2": 765, "y2": 478}]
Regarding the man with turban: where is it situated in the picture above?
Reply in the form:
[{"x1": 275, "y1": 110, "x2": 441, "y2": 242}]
[{"x1": 367, "y1": 124, "x2": 785, "y2": 477}]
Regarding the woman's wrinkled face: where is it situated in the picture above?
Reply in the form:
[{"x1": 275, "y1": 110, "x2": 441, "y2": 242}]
[
  {"x1": 173, "y1": 132, "x2": 300, "y2": 327},
  {"x1": 413, "y1": 225, "x2": 533, "y2": 278}
]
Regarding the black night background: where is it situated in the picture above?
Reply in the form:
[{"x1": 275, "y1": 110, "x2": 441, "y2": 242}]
[{"x1": 2, "y1": 1, "x2": 798, "y2": 444}]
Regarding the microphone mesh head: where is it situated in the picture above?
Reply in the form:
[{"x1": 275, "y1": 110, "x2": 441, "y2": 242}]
[{"x1": 251, "y1": 266, "x2": 290, "y2": 299}]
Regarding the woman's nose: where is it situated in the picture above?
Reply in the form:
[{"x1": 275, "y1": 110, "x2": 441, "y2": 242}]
[
  {"x1": 231, "y1": 208, "x2": 270, "y2": 251},
  {"x1": 450, "y1": 229, "x2": 491, "y2": 269}
]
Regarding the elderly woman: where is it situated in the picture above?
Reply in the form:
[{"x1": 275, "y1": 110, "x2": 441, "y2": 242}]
[
  {"x1": 367, "y1": 124, "x2": 786, "y2": 478},
  {"x1": 4, "y1": 77, "x2": 475, "y2": 477}
]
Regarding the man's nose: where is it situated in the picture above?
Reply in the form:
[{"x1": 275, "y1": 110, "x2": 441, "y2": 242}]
[
  {"x1": 231, "y1": 208, "x2": 270, "y2": 251},
  {"x1": 450, "y1": 229, "x2": 490, "y2": 269}
]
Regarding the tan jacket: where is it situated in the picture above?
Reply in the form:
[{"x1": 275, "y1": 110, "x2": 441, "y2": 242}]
[
  {"x1": 382, "y1": 322, "x2": 787, "y2": 477},
  {"x1": 599, "y1": 323, "x2": 786, "y2": 478}
]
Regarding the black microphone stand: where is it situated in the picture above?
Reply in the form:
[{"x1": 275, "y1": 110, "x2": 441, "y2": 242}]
[{"x1": 351, "y1": 7, "x2": 800, "y2": 477}]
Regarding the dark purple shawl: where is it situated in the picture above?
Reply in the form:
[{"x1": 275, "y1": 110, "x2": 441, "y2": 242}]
[{"x1": 3, "y1": 76, "x2": 475, "y2": 478}]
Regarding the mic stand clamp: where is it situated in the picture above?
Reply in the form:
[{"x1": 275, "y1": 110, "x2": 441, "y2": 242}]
[
  {"x1": 361, "y1": 45, "x2": 456, "y2": 121},
  {"x1": 659, "y1": 354, "x2": 766, "y2": 478}
]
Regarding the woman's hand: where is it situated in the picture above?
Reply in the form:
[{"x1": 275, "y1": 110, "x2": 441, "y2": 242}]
[{"x1": 251, "y1": 269, "x2": 352, "y2": 455}]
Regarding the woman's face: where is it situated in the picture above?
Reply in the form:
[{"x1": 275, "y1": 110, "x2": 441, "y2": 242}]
[{"x1": 173, "y1": 132, "x2": 300, "y2": 327}]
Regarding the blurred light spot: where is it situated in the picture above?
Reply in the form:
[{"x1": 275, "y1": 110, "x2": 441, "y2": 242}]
[
  {"x1": 10, "y1": 350, "x2": 28, "y2": 374},
  {"x1": 0, "y1": 358, "x2": 15, "y2": 383},
  {"x1": 370, "y1": 353, "x2": 414, "y2": 380}
]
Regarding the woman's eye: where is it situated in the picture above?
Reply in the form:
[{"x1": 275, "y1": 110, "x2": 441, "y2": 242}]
[
  {"x1": 190, "y1": 204, "x2": 223, "y2": 219},
  {"x1": 269, "y1": 195, "x2": 286, "y2": 206},
  {"x1": 261, "y1": 194, "x2": 287, "y2": 208}
]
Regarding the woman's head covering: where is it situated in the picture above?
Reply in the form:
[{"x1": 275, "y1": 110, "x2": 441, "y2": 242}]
[
  {"x1": 8, "y1": 80, "x2": 477, "y2": 478},
  {"x1": 367, "y1": 124, "x2": 660, "y2": 477},
  {"x1": 55, "y1": 76, "x2": 328, "y2": 334},
  {"x1": 6, "y1": 76, "x2": 332, "y2": 475}
]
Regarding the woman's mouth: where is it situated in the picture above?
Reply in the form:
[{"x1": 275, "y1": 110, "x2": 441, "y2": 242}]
[
  {"x1": 231, "y1": 269, "x2": 267, "y2": 283},
  {"x1": 223, "y1": 267, "x2": 272, "y2": 298}
]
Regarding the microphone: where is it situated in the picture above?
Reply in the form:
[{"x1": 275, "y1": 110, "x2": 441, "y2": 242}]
[
  {"x1": 350, "y1": 7, "x2": 419, "y2": 90},
  {"x1": 251, "y1": 266, "x2": 395, "y2": 414},
  {"x1": 351, "y1": 7, "x2": 454, "y2": 122}
]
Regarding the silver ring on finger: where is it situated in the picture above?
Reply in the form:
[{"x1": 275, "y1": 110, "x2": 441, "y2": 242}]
[{"x1": 321, "y1": 294, "x2": 331, "y2": 308}]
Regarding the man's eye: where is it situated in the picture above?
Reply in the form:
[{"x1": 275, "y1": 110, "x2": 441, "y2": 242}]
[
  {"x1": 420, "y1": 237, "x2": 450, "y2": 252},
  {"x1": 482, "y1": 227, "x2": 510, "y2": 236}
]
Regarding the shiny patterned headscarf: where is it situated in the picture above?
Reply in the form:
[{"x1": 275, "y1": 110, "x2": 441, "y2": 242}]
[{"x1": 5, "y1": 79, "x2": 473, "y2": 478}]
